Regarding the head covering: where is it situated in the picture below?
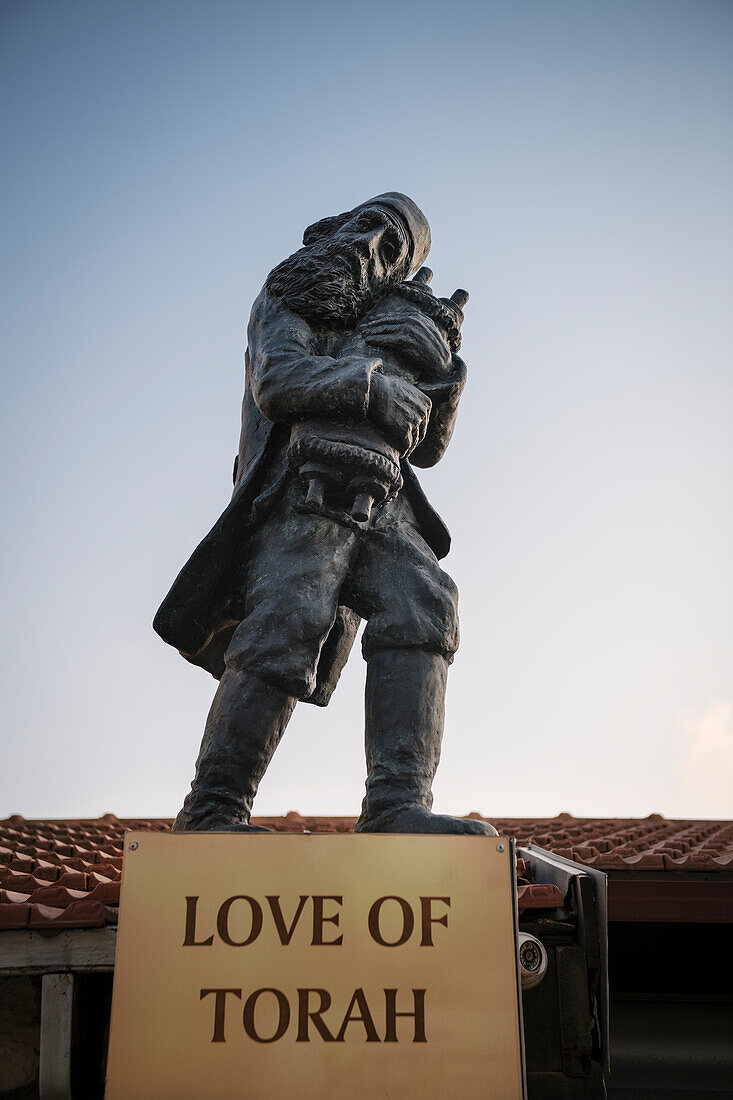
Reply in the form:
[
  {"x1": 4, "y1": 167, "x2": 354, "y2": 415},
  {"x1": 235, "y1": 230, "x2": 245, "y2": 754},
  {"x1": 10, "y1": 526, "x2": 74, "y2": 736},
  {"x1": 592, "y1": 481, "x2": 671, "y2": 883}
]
[{"x1": 355, "y1": 192, "x2": 431, "y2": 275}]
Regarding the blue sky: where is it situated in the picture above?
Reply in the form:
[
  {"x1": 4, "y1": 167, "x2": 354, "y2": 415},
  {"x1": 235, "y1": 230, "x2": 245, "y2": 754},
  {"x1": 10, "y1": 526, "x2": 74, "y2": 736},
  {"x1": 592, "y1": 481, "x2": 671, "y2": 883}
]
[{"x1": 1, "y1": 0, "x2": 731, "y2": 820}]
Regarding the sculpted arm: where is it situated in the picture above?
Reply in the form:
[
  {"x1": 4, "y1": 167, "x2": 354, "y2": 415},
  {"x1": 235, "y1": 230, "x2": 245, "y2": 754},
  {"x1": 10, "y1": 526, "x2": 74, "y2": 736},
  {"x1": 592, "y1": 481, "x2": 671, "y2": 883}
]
[
  {"x1": 247, "y1": 291, "x2": 383, "y2": 424},
  {"x1": 410, "y1": 354, "x2": 467, "y2": 467}
]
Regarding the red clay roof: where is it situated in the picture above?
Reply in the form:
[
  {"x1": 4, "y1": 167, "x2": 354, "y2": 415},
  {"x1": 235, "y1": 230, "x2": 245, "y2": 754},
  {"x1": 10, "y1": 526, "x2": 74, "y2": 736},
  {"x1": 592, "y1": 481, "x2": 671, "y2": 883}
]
[{"x1": 0, "y1": 813, "x2": 730, "y2": 933}]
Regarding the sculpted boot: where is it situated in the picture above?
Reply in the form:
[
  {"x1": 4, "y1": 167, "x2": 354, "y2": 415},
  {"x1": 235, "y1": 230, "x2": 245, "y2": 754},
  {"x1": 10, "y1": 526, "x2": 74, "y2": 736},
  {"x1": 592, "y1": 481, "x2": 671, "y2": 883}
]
[
  {"x1": 355, "y1": 648, "x2": 498, "y2": 836},
  {"x1": 173, "y1": 667, "x2": 296, "y2": 832}
]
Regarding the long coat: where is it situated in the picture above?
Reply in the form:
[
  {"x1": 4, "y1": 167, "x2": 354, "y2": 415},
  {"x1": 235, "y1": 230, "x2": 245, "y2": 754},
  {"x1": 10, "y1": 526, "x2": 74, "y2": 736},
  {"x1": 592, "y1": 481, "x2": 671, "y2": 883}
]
[{"x1": 153, "y1": 289, "x2": 466, "y2": 704}]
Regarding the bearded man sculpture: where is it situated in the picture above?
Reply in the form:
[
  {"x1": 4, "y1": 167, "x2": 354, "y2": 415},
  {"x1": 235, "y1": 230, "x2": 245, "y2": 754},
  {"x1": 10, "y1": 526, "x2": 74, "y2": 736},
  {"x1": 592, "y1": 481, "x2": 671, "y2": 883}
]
[{"x1": 155, "y1": 192, "x2": 496, "y2": 837}]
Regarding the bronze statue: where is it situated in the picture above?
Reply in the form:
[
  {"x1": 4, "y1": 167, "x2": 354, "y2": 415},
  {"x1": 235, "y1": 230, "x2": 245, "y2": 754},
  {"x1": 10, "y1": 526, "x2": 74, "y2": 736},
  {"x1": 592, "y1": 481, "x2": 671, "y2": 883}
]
[{"x1": 155, "y1": 193, "x2": 496, "y2": 837}]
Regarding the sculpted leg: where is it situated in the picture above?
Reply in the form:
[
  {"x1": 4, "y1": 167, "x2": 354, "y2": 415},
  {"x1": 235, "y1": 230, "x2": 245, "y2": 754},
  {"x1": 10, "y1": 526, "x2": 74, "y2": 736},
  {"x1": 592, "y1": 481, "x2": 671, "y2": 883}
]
[
  {"x1": 355, "y1": 648, "x2": 497, "y2": 836},
  {"x1": 173, "y1": 668, "x2": 296, "y2": 832}
]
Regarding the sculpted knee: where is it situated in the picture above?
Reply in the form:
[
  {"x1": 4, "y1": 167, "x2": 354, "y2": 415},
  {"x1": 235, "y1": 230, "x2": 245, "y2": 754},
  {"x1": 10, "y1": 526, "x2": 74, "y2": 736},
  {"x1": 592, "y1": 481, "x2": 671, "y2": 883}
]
[
  {"x1": 224, "y1": 623, "x2": 320, "y2": 701},
  {"x1": 361, "y1": 569, "x2": 459, "y2": 661}
]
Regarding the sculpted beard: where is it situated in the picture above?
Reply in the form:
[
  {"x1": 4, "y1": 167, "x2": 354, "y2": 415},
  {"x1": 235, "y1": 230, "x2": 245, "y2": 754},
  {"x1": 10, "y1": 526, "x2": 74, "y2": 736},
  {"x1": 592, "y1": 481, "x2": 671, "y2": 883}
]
[{"x1": 265, "y1": 233, "x2": 381, "y2": 330}]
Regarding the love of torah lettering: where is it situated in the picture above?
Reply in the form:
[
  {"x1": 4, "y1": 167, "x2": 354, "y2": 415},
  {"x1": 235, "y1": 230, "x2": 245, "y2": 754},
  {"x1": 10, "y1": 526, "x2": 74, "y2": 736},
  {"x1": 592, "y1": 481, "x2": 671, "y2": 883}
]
[{"x1": 183, "y1": 893, "x2": 451, "y2": 1043}]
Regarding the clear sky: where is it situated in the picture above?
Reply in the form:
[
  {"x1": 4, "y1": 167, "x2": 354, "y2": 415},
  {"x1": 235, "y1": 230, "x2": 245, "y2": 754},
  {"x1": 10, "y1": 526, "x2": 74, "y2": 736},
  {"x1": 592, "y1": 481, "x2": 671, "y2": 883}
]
[{"x1": 1, "y1": 0, "x2": 731, "y2": 822}]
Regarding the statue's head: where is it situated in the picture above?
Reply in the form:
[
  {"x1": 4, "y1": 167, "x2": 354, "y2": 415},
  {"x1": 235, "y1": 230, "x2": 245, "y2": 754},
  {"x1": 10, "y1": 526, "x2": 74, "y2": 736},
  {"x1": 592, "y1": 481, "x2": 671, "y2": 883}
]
[{"x1": 265, "y1": 192, "x2": 431, "y2": 330}]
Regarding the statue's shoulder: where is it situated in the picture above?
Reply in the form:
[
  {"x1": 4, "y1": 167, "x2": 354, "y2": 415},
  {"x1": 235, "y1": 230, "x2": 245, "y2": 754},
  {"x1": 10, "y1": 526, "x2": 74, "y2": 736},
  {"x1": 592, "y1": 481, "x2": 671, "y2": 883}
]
[
  {"x1": 249, "y1": 288, "x2": 327, "y2": 362},
  {"x1": 249, "y1": 286, "x2": 310, "y2": 335},
  {"x1": 249, "y1": 285, "x2": 276, "y2": 326}
]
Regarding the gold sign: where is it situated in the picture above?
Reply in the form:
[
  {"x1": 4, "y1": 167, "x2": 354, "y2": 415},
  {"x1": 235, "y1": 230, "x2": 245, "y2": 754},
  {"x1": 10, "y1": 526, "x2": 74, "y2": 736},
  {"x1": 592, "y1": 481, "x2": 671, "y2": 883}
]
[{"x1": 106, "y1": 834, "x2": 525, "y2": 1099}]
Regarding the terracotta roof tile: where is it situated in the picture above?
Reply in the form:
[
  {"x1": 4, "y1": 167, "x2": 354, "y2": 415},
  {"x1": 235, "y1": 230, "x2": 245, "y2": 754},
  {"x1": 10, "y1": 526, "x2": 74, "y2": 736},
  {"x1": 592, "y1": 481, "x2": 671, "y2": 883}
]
[
  {"x1": 0, "y1": 813, "x2": 729, "y2": 933},
  {"x1": 516, "y1": 883, "x2": 564, "y2": 909},
  {"x1": 27, "y1": 904, "x2": 66, "y2": 928},
  {"x1": 490, "y1": 815, "x2": 733, "y2": 874},
  {"x1": 0, "y1": 902, "x2": 31, "y2": 929},
  {"x1": 0, "y1": 890, "x2": 32, "y2": 905}
]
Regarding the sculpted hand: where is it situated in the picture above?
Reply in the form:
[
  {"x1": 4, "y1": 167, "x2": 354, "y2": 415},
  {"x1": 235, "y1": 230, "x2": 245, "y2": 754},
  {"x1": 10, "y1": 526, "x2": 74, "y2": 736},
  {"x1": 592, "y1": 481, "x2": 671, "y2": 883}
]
[
  {"x1": 361, "y1": 313, "x2": 451, "y2": 375},
  {"x1": 368, "y1": 373, "x2": 432, "y2": 456}
]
